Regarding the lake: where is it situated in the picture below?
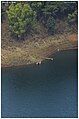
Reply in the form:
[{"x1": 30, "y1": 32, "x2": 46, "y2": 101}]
[{"x1": 1, "y1": 49, "x2": 78, "y2": 118}]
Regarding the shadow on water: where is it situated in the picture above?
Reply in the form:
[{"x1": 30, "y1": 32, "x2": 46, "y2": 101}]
[{"x1": 1, "y1": 49, "x2": 78, "y2": 118}]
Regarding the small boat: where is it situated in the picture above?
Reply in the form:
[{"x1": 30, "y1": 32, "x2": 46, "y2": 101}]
[
  {"x1": 36, "y1": 61, "x2": 41, "y2": 65},
  {"x1": 46, "y1": 58, "x2": 53, "y2": 61}
]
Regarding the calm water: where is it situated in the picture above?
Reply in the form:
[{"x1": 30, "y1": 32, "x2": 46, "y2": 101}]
[{"x1": 1, "y1": 50, "x2": 78, "y2": 118}]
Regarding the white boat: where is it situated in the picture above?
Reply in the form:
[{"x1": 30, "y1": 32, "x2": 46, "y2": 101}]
[{"x1": 36, "y1": 61, "x2": 41, "y2": 65}]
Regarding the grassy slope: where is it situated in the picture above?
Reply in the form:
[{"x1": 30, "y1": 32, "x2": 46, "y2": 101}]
[{"x1": 1, "y1": 20, "x2": 78, "y2": 67}]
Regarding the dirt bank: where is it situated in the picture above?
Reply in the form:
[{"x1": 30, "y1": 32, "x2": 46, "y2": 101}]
[{"x1": 1, "y1": 33, "x2": 77, "y2": 68}]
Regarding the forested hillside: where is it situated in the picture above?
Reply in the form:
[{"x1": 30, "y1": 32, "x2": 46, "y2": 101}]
[{"x1": 1, "y1": 1, "x2": 78, "y2": 67}]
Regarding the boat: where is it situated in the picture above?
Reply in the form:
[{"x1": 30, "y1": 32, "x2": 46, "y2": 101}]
[{"x1": 36, "y1": 61, "x2": 41, "y2": 65}]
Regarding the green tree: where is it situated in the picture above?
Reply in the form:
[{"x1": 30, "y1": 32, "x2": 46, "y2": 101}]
[
  {"x1": 46, "y1": 17, "x2": 55, "y2": 35},
  {"x1": 29, "y1": 1, "x2": 45, "y2": 20},
  {"x1": 42, "y1": 1, "x2": 77, "y2": 19},
  {"x1": 7, "y1": 3, "x2": 36, "y2": 40}
]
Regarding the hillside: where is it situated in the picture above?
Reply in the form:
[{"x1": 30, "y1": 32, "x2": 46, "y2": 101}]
[
  {"x1": 1, "y1": 1, "x2": 78, "y2": 67},
  {"x1": 1, "y1": 20, "x2": 77, "y2": 67}
]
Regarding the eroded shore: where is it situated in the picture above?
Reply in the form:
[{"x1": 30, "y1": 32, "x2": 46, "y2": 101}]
[{"x1": 1, "y1": 33, "x2": 77, "y2": 68}]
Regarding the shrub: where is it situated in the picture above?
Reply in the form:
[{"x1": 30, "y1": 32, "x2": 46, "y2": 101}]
[
  {"x1": 68, "y1": 10, "x2": 77, "y2": 25},
  {"x1": 7, "y1": 3, "x2": 36, "y2": 40}
]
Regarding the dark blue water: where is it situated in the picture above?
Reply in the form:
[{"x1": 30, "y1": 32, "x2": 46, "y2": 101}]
[{"x1": 1, "y1": 50, "x2": 78, "y2": 118}]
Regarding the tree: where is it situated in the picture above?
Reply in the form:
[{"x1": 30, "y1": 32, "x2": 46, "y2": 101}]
[
  {"x1": 46, "y1": 17, "x2": 55, "y2": 35},
  {"x1": 7, "y1": 3, "x2": 36, "y2": 40},
  {"x1": 42, "y1": 1, "x2": 77, "y2": 19},
  {"x1": 29, "y1": 1, "x2": 45, "y2": 20}
]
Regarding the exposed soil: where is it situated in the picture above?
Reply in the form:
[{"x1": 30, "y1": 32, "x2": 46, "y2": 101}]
[{"x1": 1, "y1": 21, "x2": 78, "y2": 67}]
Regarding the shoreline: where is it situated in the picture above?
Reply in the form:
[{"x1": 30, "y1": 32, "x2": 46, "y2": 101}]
[
  {"x1": 1, "y1": 33, "x2": 78, "y2": 68},
  {"x1": 1, "y1": 48, "x2": 77, "y2": 68}
]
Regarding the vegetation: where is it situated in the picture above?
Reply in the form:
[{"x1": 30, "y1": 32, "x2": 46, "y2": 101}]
[
  {"x1": 46, "y1": 17, "x2": 55, "y2": 34},
  {"x1": 6, "y1": 3, "x2": 36, "y2": 40},
  {"x1": 1, "y1": 1, "x2": 77, "y2": 40},
  {"x1": 68, "y1": 10, "x2": 77, "y2": 25},
  {"x1": 1, "y1": 1, "x2": 78, "y2": 67}
]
